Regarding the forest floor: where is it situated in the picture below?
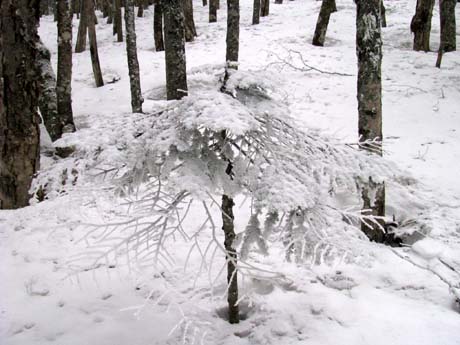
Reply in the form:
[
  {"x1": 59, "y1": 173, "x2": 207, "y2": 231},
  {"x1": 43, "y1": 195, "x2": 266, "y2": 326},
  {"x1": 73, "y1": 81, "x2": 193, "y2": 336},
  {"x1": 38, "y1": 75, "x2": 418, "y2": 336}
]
[{"x1": 2, "y1": 0, "x2": 460, "y2": 344}]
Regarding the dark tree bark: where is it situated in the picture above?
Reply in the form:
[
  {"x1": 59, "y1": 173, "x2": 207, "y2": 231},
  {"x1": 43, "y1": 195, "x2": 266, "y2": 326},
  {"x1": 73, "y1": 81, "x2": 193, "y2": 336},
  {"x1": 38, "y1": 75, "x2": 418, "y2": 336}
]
[
  {"x1": 163, "y1": 0, "x2": 188, "y2": 100},
  {"x1": 209, "y1": 0, "x2": 218, "y2": 22},
  {"x1": 107, "y1": 0, "x2": 114, "y2": 23},
  {"x1": 411, "y1": 0, "x2": 435, "y2": 51},
  {"x1": 381, "y1": 0, "x2": 387, "y2": 27},
  {"x1": 57, "y1": 0, "x2": 76, "y2": 140},
  {"x1": 75, "y1": 0, "x2": 88, "y2": 52},
  {"x1": 37, "y1": 42, "x2": 60, "y2": 141},
  {"x1": 226, "y1": 0, "x2": 240, "y2": 68},
  {"x1": 0, "y1": 0, "x2": 41, "y2": 209},
  {"x1": 312, "y1": 0, "x2": 336, "y2": 46},
  {"x1": 86, "y1": 0, "x2": 104, "y2": 87},
  {"x1": 137, "y1": 0, "x2": 144, "y2": 17},
  {"x1": 203, "y1": 0, "x2": 207, "y2": 5},
  {"x1": 125, "y1": 0, "x2": 143, "y2": 112},
  {"x1": 439, "y1": 0, "x2": 456, "y2": 52},
  {"x1": 184, "y1": 0, "x2": 197, "y2": 42},
  {"x1": 356, "y1": 0, "x2": 385, "y2": 242},
  {"x1": 275, "y1": 0, "x2": 282, "y2": 3},
  {"x1": 154, "y1": 0, "x2": 165, "y2": 51},
  {"x1": 261, "y1": 0, "x2": 269, "y2": 17},
  {"x1": 114, "y1": 0, "x2": 123, "y2": 42},
  {"x1": 253, "y1": 0, "x2": 260, "y2": 24}
]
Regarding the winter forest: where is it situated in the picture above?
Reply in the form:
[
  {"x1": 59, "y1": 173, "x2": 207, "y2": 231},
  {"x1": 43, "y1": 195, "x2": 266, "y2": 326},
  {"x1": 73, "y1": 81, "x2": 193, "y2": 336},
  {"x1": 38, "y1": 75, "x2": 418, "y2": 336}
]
[{"x1": 1, "y1": 0, "x2": 459, "y2": 344}]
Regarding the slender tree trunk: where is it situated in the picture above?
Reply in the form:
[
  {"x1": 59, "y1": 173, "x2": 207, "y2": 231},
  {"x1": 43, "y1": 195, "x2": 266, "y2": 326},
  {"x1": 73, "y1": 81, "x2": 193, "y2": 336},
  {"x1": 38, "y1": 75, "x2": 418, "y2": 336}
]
[
  {"x1": 37, "y1": 42, "x2": 60, "y2": 141},
  {"x1": 107, "y1": 0, "x2": 113, "y2": 23},
  {"x1": 356, "y1": 0, "x2": 386, "y2": 242},
  {"x1": 86, "y1": 0, "x2": 104, "y2": 87},
  {"x1": 439, "y1": 0, "x2": 456, "y2": 52},
  {"x1": 261, "y1": 0, "x2": 269, "y2": 16},
  {"x1": 57, "y1": 0, "x2": 76, "y2": 140},
  {"x1": 114, "y1": 0, "x2": 123, "y2": 41},
  {"x1": 411, "y1": 0, "x2": 435, "y2": 51},
  {"x1": 125, "y1": 0, "x2": 143, "y2": 112},
  {"x1": 312, "y1": 0, "x2": 335, "y2": 46},
  {"x1": 203, "y1": 0, "x2": 207, "y2": 5},
  {"x1": 253, "y1": 0, "x2": 260, "y2": 24},
  {"x1": 381, "y1": 0, "x2": 387, "y2": 27},
  {"x1": 163, "y1": 0, "x2": 188, "y2": 100},
  {"x1": 154, "y1": 0, "x2": 165, "y2": 51},
  {"x1": 75, "y1": 0, "x2": 88, "y2": 52},
  {"x1": 184, "y1": 0, "x2": 197, "y2": 42},
  {"x1": 0, "y1": 0, "x2": 41, "y2": 209},
  {"x1": 209, "y1": 0, "x2": 218, "y2": 22},
  {"x1": 137, "y1": 0, "x2": 144, "y2": 17}
]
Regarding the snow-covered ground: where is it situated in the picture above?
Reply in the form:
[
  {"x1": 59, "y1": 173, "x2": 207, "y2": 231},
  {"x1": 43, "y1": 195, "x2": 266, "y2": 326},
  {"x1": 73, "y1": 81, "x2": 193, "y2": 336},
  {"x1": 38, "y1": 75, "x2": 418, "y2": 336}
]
[{"x1": 1, "y1": 1, "x2": 460, "y2": 344}]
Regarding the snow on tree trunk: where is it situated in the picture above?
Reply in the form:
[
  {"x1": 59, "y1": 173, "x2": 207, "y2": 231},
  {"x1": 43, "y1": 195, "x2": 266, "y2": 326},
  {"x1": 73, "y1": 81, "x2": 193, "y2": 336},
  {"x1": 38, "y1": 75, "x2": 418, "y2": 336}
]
[
  {"x1": 439, "y1": 0, "x2": 456, "y2": 52},
  {"x1": 0, "y1": 0, "x2": 41, "y2": 209},
  {"x1": 154, "y1": 0, "x2": 165, "y2": 51},
  {"x1": 86, "y1": 0, "x2": 104, "y2": 87},
  {"x1": 221, "y1": 194, "x2": 239, "y2": 324},
  {"x1": 411, "y1": 0, "x2": 435, "y2": 52},
  {"x1": 75, "y1": 0, "x2": 88, "y2": 52},
  {"x1": 312, "y1": 0, "x2": 336, "y2": 47},
  {"x1": 183, "y1": 0, "x2": 197, "y2": 42},
  {"x1": 114, "y1": 0, "x2": 123, "y2": 42},
  {"x1": 57, "y1": 0, "x2": 76, "y2": 141},
  {"x1": 253, "y1": 0, "x2": 260, "y2": 25},
  {"x1": 164, "y1": 0, "x2": 188, "y2": 100},
  {"x1": 356, "y1": 0, "x2": 386, "y2": 242},
  {"x1": 209, "y1": 0, "x2": 218, "y2": 22},
  {"x1": 124, "y1": 0, "x2": 143, "y2": 113},
  {"x1": 37, "y1": 41, "x2": 61, "y2": 141}
]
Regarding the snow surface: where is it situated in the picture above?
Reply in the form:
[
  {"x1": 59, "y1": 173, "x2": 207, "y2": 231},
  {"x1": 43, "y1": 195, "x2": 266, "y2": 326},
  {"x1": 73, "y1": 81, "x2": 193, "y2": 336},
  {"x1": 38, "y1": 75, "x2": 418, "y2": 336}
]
[{"x1": 2, "y1": 1, "x2": 460, "y2": 344}]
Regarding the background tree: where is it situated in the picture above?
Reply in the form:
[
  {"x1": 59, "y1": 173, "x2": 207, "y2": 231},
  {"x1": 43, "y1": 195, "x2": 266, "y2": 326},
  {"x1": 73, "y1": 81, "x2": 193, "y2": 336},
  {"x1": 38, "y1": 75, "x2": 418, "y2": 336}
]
[
  {"x1": 0, "y1": 0, "x2": 41, "y2": 209},
  {"x1": 56, "y1": 0, "x2": 76, "y2": 140},
  {"x1": 253, "y1": 0, "x2": 261, "y2": 24},
  {"x1": 125, "y1": 0, "x2": 143, "y2": 112},
  {"x1": 184, "y1": 0, "x2": 197, "y2": 42},
  {"x1": 164, "y1": 0, "x2": 188, "y2": 100},
  {"x1": 312, "y1": 0, "x2": 336, "y2": 46},
  {"x1": 356, "y1": 0, "x2": 386, "y2": 242},
  {"x1": 439, "y1": 0, "x2": 456, "y2": 52},
  {"x1": 411, "y1": 0, "x2": 435, "y2": 51},
  {"x1": 86, "y1": 0, "x2": 104, "y2": 87},
  {"x1": 154, "y1": 0, "x2": 165, "y2": 51},
  {"x1": 261, "y1": 0, "x2": 269, "y2": 17},
  {"x1": 114, "y1": 0, "x2": 123, "y2": 42},
  {"x1": 75, "y1": 0, "x2": 88, "y2": 52},
  {"x1": 210, "y1": 0, "x2": 218, "y2": 22}
]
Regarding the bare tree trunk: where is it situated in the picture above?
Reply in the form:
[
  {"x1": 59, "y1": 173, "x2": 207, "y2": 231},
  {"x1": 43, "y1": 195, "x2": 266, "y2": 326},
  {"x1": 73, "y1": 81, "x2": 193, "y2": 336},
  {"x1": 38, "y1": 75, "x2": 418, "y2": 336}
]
[
  {"x1": 261, "y1": 0, "x2": 269, "y2": 16},
  {"x1": 184, "y1": 0, "x2": 197, "y2": 42},
  {"x1": 275, "y1": 0, "x2": 282, "y2": 3},
  {"x1": 154, "y1": 0, "x2": 165, "y2": 51},
  {"x1": 86, "y1": 0, "x2": 104, "y2": 87},
  {"x1": 203, "y1": 0, "x2": 207, "y2": 5},
  {"x1": 125, "y1": 0, "x2": 143, "y2": 112},
  {"x1": 137, "y1": 0, "x2": 144, "y2": 17},
  {"x1": 0, "y1": 0, "x2": 41, "y2": 209},
  {"x1": 312, "y1": 0, "x2": 335, "y2": 46},
  {"x1": 107, "y1": 0, "x2": 113, "y2": 23},
  {"x1": 439, "y1": 0, "x2": 456, "y2": 52},
  {"x1": 411, "y1": 0, "x2": 435, "y2": 51},
  {"x1": 57, "y1": 0, "x2": 76, "y2": 140},
  {"x1": 163, "y1": 0, "x2": 188, "y2": 100},
  {"x1": 356, "y1": 0, "x2": 386, "y2": 242},
  {"x1": 381, "y1": 0, "x2": 387, "y2": 27},
  {"x1": 114, "y1": 0, "x2": 123, "y2": 42},
  {"x1": 209, "y1": 0, "x2": 218, "y2": 22},
  {"x1": 75, "y1": 0, "x2": 88, "y2": 52},
  {"x1": 253, "y1": 0, "x2": 260, "y2": 24}
]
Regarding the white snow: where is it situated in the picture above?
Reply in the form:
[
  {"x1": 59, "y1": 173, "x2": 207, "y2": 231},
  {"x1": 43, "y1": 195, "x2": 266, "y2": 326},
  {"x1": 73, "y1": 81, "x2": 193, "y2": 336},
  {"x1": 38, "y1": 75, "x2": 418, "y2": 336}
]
[{"x1": 1, "y1": 1, "x2": 460, "y2": 345}]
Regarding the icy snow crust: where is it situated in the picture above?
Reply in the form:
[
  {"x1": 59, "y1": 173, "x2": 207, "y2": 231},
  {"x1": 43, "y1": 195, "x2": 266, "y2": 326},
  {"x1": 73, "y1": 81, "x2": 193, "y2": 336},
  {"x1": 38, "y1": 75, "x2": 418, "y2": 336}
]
[{"x1": 2, "y1": 1, "x2": 460, "y2": 345}]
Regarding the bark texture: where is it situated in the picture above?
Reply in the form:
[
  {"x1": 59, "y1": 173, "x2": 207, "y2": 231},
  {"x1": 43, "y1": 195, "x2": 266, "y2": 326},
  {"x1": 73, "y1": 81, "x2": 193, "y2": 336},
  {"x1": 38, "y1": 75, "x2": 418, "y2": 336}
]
[
  {"x1": 221, "y1": 194, "x2": 239, "y2": 324},
  {"x1": 163, "y1": 0, "x2": 188, "y2": 100},
  {"x1": 57, "y1": 0, "x2": 76, "y2": 140},
  {"x1": 411, "y1": 0, "x2": 435, "y2": 51},
  {"x1": 312, "y1": 0, "x2": 336, "y2": 46},
  {"x1": 184, "y1": 0, "x2": 197, "y2": 42},
  {"x1": 124, "y1": 0, "x2": 143, "y2": 112},
  {"x1": 356, "y1": 0, "x2": 385, "y2": 242},
  {"x1": 154, "y1": 1, "x2": 165, "y2": 51},
  {"x1": 0, "y1": 0, "x2": 41, "y2": 209},
  {"x1": 209, "y1": 0, "x2": 218, "y2": 22},
  {"x1": 37, "y1": 42, "x2": 60, "y2": 141},
  {"x1": 440, "y1": 0, "x2": 456, "y2": 52},
  {"x1": 253, "y1": 0, "x2": 260, "y2": 24},
  {"x1": 86, "y1": 0, "x2": 104, "y2": 87}
]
